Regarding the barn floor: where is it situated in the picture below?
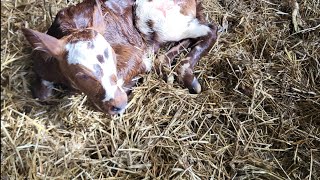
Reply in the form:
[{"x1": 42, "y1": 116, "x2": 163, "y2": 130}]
[{"x1": 1, "y1": 0, "x2": 319, "y2": 179}]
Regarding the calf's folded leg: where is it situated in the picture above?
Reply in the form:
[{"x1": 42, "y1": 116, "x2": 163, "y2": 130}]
[
  {"x1": 176, "y1": 24, "x2": 218, "y2": 93},
  {"x1": 154, "y1": 40, "x2": 191, "y2": 81},
  {"x1": 31, "y1": 77, "x2": 54, "y2": 100}
]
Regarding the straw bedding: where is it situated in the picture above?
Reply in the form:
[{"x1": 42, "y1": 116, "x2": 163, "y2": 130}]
[{"x1": 1, "y1": 0, "x2": 319, "y2": 179}]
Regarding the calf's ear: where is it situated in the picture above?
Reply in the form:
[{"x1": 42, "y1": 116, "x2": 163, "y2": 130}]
[
  {"x1": 92, "y1": 0, "x2": 106, "y2": 35},
  {"x1": 21, "y1": 27, "x2": 64, "y2": 57}
]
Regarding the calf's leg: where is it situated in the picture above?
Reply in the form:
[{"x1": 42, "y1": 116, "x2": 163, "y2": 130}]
[
  {"x1": 154, "y1": 24, "x2": 217, "y2": 93},
  {"x1": 176, "y1": 24, "x2": 218, "y2": 93},
  {"x1": 31, "y1": 76, "x2": 54, "y2": 100},
  {"x1": 154, "y1": 40, "x2": 191, "y2": 81},
  {"x1": 174, "y1": 1, "x2": 218, "y2": 93}
]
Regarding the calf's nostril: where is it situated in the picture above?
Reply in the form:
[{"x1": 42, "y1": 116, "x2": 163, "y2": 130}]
[{"x1": 111, "y1": 106, "x2": 121, "y2": 112}]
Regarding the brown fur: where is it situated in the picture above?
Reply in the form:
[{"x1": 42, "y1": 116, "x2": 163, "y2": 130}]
[
  {"x1": 22, "y1": 0, "x2": 218, "y2": 114},
  {"x1": 135, "y1": 0, "x2": 218, "y2": 93},
  {"x1": 177, "y1": 0, "x2": 197, "y2": 17}
]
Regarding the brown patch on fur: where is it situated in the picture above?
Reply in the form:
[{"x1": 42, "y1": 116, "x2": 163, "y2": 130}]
[
  {"x1": 185, "y1": 24, "x2": 218, "y2": 68},
  {"x1": 93, "y1": 64, "x2": 103, "y2": 79},
  {"x1": 112, "y1": 44, "x2": 145, "y2": 84},
  {"x1": 31, "y1": 52, "x2": 70, "y2": 85},
  {"x1": 112, "y1": 87, "x2": 127, "y2": 107},
  {"x1": 104, "y1": 48, "x2": 109, "y2": 59},
  {"x1": 176, "y1": 60, "x2": 195, "y2": 91},
  {"x1": 97, "y1": 54, "x2": 104, "y2": 63},
  {"x1": 110, "y1": 74, "x2": 117, "y2": 86},
  {"x1": 102, "y1": 1, "x2": 145, "y2": 47},
  {"x1": 146, "y1": 19, "x2": 158, "y2": 42},
  {"x1": 69, "y1": 63, "x2": 105, "y2": 101},
  {"x1": 147, "y1": 19, "x2": 154, "y2": 29},
  {"x1": 87, "y1": 41, "x2": 95, "y2": 49},
  {"x1": 177, "y1": 0, "x2": 196, "y2": 17},
  {"x1": 65, "y1": 29, "x2": 97, "y2": 44},
  {"x1": 195, "y1": 0, "x2": 206, "y2": 23}
]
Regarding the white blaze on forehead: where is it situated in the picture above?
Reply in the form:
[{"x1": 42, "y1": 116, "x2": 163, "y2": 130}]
[{"x1": 65, "y1": 32, "x2": 120, "y2": 101}]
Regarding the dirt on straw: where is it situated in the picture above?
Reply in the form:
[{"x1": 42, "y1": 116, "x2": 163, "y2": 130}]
[{"x1": 1, "y1": 0, "x2": 320, "y2": 179}]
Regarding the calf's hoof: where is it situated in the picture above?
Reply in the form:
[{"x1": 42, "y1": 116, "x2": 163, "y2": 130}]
[
  {"x1": 187, "y1": 77, "x2": 201, "y2": 94},
  {"x1": 31, "y1": 80, "x2": 53, "y2": 100},
  {"x1": 180, "y1": 75, "x2": 202, "y2": 94},
  {"x1": 167, "y1": 74, "x2": 174, "y2": 84}
]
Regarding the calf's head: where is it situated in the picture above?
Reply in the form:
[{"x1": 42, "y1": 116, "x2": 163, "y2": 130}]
[{"x1": 22, "y1": 28, "x2": 127, "y2": 115}]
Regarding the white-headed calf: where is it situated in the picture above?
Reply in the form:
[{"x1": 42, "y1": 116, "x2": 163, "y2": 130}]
[{"x1": 22, "y1": 0, "x2": 217, "y2": 114}]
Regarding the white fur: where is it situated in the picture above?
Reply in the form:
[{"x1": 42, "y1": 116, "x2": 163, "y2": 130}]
[
  {"x1": 65, "y1": 33, "x2": 123, "y2": 101},
  {"x1": 41, "y1": 80, "x2": 53, "y2": 87},
  {"x1": 142, "y1": 47, "x2": 155, "y2": 72},
  {"x1": 179, "y1": 62, "x2": 190, "y2": 77},
  {"x1": 143, "y1": 55, "x2": 152, "y2": 72},
  {"x1": 135, "y1": 0, "x2": 210, "y2": 42}
]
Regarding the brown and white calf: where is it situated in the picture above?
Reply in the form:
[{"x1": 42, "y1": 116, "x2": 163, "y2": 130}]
[
  {"x1": 135, "y1": 0, "x2": 218, "y2": 93},
  {"x1": 22, "y1": 0, "x2": 217, "y2": 115}
]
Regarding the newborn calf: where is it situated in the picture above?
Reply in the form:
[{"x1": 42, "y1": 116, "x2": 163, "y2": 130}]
[{"x1": 22, "y1": 0, "x2": 217, "y2": 114}]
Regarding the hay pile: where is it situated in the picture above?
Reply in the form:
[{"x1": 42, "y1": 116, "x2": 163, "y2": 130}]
[{"x1": 1, "y1": 0, "x2": 319, "y2": 179}]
